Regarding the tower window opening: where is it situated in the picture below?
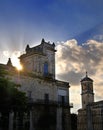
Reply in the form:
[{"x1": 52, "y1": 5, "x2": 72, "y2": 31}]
[{"x1": 44, "y1": 62, "x2": 48, "y2": 75}]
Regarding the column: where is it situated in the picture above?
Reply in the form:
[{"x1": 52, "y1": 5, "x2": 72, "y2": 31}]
[
  {"x1": 9, "y1": 112, "x2": 14, "y2": 130},
  {"x1": 86, "y1": 105, "x2": 93, "y2": 130},
  {"x1": 56, "y1": 107, "x2": 62, "y2": 130},
  {"x1": 64, "y1": 108, "x2": 71, "y2": 130},
  {"x1": 30, "y1": 110, "x2": 34, "y2": 130}
]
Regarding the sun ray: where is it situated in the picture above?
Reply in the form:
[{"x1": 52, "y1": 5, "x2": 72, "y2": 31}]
[{"x1": 11, "y1": 51, "x2": 23, "y2": 71}]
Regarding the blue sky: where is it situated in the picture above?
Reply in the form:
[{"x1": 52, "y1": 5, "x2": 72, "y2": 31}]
[{"x1": 0, "y1": 0, "x2": 103, "y2": 51}]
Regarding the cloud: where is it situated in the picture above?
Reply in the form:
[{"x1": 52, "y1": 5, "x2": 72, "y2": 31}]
[
  {"x1": 3, "y1": 51, "x2": 10, "y2": 57},
  {"x1": 93, "y1": 34, "x2": 103, "y2": 42},
  {"x1": 11, "y1": 51, "x2": 21, "y2": 67},
  {"x1": 0, "y1": 50, "x2": 21, "y2": 68},
  {"x1": 56, "y1": 39, "x2": 103, "y2": 112}
]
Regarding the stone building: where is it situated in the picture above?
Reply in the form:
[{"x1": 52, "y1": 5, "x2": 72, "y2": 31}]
[
  {"x1": 1, "y1": 39, "x2": 72, "y2": 130},
  {"x1": 78, "y1": 72, "x2": 103, "y2": 130}
]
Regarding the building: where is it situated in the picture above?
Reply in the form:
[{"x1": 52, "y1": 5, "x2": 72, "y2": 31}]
[
  {"x1": 78, "y1": 72, "x2": 103, "y2": 130},
  {"x1": 1, "y1": 39, "x2": 72, "y2": 130}
]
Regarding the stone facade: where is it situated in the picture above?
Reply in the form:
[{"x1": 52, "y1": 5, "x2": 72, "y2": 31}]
[
  {"x1": 1, "y1": 39, "x2": 72, "y2": 130},
  {"x1": 9, "y1": 73, "x2": 71, "y2": 130},
  {"x1": 19, "y1": 38, "x2": 56, "y2": 79},
  {"x1": 78, "y1": 73, "x2": 103, "y2": 130}
]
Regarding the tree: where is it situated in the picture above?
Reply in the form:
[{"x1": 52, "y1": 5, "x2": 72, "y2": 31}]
[
  {"x1": 0, "y1": 66, "x2": 27, "y2": 112},
  {"x1": 0, "y1": 65, "x2": 28, "y2": 129}
]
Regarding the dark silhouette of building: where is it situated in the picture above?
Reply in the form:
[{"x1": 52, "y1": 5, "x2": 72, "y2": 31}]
[{"x1": 0, "y1": 39, "x2": 73, "y2": 130}]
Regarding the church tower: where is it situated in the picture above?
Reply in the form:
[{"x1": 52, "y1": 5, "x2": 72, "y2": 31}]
[
  {"x1": 81, "y1": 72, "x2": 94, "y2": 109},
  {"x1": 19, "y1": 39, "x2": 56, "y2": 79}
]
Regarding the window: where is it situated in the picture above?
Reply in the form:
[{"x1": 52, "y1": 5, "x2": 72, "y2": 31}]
[
  {"x1": 44, "y1": 62, "x2": 48, "y2": 75},
  {"x1": 58, "y1": 89, "x2": 68, "y2": 105},
  {"x1": 58, "y1": 95, "x2": 67, "y2": 105},
  {"x1": 61, "y1": 96, "x2": 65, "y2": 104},
  {"x1": 44, "y1": 93, "x2": 49, "y2": 103}
]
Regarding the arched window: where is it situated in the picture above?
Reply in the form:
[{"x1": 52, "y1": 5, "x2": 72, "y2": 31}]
[{"x1": 44, "y1": 62, "x2": 48, "y2": 75}]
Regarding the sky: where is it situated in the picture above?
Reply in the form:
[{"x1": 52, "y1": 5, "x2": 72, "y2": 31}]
[{"x1": 0, "y1": 0, "x2": 103, "y2": 113}]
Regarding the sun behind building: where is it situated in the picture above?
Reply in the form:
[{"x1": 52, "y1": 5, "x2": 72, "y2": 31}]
[{"x1": 2, "y1": 39, "x2": 73, "y2": 130}]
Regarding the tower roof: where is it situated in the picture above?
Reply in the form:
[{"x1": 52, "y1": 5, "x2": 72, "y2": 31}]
[
  {"x1": 81, "y1": 72, "x2": 93, "y2": 82},
  {"x1": 7, "y1": 58, "x2": 13, "y2": 67},
  {"x1": 19, "y1": 39, "x2": 56, "y2": 59}
]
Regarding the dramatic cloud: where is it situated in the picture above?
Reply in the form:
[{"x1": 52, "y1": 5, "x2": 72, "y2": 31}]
[
  {"x1": 1, "y1": 39, "x2": 103, "y2": 113},
  {"x1": 0, "y1": 50, "x2": 21, "y2": 69},
  {"x1": 56, "y1": 39, "x2": 103, "y2": 112}
]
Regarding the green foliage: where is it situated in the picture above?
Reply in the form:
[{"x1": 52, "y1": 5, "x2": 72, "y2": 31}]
[
  {"x1": 0, "y1": 66, "x2": 8, "y2": 77},
  {"x1": 0, "y1": 65, "x2": 27, "y2": 112}
]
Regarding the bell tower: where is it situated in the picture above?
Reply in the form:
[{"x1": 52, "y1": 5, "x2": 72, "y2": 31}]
[{"x1": 81, "y1": 72, "x2": 94, "y2": 109}]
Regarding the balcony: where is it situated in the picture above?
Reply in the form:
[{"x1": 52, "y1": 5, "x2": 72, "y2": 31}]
[
  {"x1": 43, "y1": 73, "x2": 53, "y2": 79},
  {"x1": 28, "y1": 98, "x2": 73, "y2": 108}
]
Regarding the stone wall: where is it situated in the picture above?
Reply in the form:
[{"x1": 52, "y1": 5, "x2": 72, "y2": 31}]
[{"x1": 11, "y1": 75, "x2": 57, "y2": 102}]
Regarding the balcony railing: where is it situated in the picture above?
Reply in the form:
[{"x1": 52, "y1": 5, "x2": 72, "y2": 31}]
[
  {"x1": 43, "y1": 73, "x2": 53, "y2": 79},
  {"x1": 28, "y1": 98, "x2": 73, "y2": 108}
]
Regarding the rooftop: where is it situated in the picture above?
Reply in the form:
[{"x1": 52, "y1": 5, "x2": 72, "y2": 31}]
[{"x1": 81, "y1": 72, "x2": 93, "y2": 82}]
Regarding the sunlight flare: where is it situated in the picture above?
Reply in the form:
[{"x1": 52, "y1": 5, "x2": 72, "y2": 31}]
[
  {"x1": 16, "y1": 63, "x2": 23, "y2": 71},
  {"x1": 11, "y1": 51, "x2": 23, "y2": 71}
]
